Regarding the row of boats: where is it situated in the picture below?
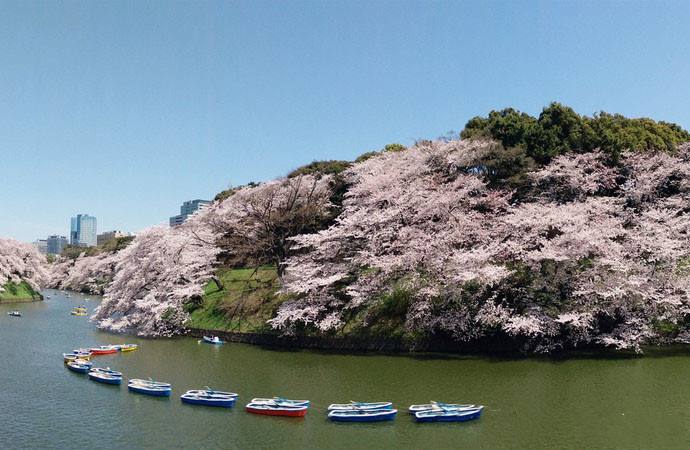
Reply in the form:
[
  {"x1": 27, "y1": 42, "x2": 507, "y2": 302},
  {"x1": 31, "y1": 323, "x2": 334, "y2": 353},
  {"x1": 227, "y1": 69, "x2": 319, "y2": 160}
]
[{"x1": 64, "y1": 343, "x2": 484, "y2": 423}]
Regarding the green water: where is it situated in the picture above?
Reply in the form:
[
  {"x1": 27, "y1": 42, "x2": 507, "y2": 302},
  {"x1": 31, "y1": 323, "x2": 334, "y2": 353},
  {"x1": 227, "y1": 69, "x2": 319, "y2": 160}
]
[{"x1": 2, "y1": 291, "x2": 690, "y2": 449}]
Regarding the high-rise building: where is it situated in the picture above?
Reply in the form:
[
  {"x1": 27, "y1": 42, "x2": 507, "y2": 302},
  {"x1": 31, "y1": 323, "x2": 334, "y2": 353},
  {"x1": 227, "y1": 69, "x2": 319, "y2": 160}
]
[
  {"x1": 169, "y1": 199, "x2": 211, "y2": 227},
  {"x1": 47, "y1": 235, "x2": 68, "y2": 255},
  {"x1": 33, "y1": 239, "x2": 48, "y2": 254},
  {"x1": 70, "y1": 214, "x2": 97, "y2": 247},
  {"x1": 97, "y1": 230, "x2": 131, "y2": 246}
]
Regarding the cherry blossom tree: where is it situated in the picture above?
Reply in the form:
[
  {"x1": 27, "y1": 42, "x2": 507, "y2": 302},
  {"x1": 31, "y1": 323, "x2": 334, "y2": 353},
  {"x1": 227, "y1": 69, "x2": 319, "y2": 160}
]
[{"x1": 0, "y1": 238, "x2": 48, "y2": 294}]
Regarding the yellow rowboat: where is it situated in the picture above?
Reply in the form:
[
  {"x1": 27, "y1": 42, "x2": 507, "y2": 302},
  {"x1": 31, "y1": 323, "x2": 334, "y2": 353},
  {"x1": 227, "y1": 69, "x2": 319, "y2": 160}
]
[
  {"x1": 63, "y1": 353, "x2": 92, "y2": 363},
  {"x1": 119, "y1": 344, "x2": 138, "y2": 352},
  {"x1": 71, "y1": 311, "x2": 87, "y2": 316}
]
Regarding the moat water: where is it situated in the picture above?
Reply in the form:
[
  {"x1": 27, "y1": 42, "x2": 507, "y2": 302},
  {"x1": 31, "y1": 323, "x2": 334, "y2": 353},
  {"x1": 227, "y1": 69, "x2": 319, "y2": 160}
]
[{"x1": 1, "y1": 290, "x2": 689, "y2": 449}]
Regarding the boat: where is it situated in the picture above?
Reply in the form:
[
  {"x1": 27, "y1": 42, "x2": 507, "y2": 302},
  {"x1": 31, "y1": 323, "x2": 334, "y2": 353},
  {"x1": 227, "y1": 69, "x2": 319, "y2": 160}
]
[
  {"x1": 89, "y1": 345, "x2": 119, "y2": 355},
  {"x1": 89, "y1": 368, "x2": 123, "y2": 385},
  {"x1": 180, "y1": 389, "x2": 238, "y2": 407},
  {"x1": 245, "y1": 402, "x2": 308, "y2": 417},
  {"x1": 250, "y1": 397, "x2": 310, "y2": 407},
  {"x1": 328, "y1": 401, "x2": 393, "y2": 411},
  {"x1": 408, "y1": 402, "x2": 478, "y2": 413},
  {"x1": 202, "y1": 336, "x2": 224, "y2": 345},
  {"x1": 66, "y1": 359, "x2": 93, "y2": 374},
  {"x1": 119, "y1": 344, "x2": 138, "y2": 352},
  {"x1": 7, "y1": 311, "x2": 21, "y2": 317},
  {"x1": 63, "y1": 352, "x2": 92, "y2": 363},
  {"x1": 128, "y1": 379, "x2": 172, "y2": 397},
  {"x1": 328, "y1": 408, "x2": 398, "y2": 422},
  {"x1": 414, "y1": 406, "x2": 484, "y2": 423},
  {"x1": 71, "y1": 306, "x2": 87, "y2": 316}
]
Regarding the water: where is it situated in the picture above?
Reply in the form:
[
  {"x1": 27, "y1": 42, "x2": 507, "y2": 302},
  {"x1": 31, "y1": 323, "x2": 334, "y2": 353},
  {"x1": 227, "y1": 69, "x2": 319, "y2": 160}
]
[{"x1": 1, "y1": 291, "x2": 690, "y2": 449}]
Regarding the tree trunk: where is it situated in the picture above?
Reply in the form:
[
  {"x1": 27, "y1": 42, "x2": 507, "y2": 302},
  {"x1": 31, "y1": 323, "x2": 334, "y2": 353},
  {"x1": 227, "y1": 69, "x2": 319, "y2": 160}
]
[{"x1": 211, "y1": 275, "x2": 224, "y2": 291}]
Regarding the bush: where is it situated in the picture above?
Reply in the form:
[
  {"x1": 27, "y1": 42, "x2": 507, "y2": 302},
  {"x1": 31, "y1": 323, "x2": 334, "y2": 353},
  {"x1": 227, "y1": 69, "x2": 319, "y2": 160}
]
[{"x1": 287, "y1": 160, "x2": 351, "y2": 178}]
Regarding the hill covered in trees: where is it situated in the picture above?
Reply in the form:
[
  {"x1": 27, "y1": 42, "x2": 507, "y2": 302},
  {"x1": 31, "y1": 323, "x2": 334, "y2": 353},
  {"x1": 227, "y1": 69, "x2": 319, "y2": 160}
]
[{"x1": 47, "y1": 103, "x2": 690, "y2": 353}]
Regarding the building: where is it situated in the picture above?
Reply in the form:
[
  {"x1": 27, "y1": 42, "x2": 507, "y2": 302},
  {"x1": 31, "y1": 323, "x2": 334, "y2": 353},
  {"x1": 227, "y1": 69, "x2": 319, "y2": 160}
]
[
  {"x1": 33, "y1": 239, "x2": 48, "y2": 254},
  {"x1": 47, "y1": 235, "x2": 68, "y2": 255},
  {"x1": 169, "y1": 199, "x2": 211, "y2": 227},
  {"x1": 97, "y1": 230, "x2": 131, "y2": 246},
  {"x1": 70, "y1": 214, "x2": 97, "y2": 247}
]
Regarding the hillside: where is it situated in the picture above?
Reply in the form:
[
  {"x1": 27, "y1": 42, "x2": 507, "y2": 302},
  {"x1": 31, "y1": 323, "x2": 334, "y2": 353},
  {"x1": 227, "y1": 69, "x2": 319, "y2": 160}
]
[{"x1": 54, "y1": 103, "x2": 690, "y2": 353}]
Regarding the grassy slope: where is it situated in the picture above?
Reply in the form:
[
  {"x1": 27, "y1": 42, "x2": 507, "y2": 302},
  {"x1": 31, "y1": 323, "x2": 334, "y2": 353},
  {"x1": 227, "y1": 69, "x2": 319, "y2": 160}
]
[
  {"x1": 0, "y1": 281, "x2": 39, "y2": 302},
  {"x1": 185, "y1": 266, "x2": 284, "y2": 332},
  {"x1": 186, "y1": 266, "x2": 410, "y2": 338}
]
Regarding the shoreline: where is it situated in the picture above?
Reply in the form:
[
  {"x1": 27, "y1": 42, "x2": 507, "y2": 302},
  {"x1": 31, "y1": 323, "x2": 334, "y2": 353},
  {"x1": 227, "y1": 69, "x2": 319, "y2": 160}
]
[{"x1": 183, "y1": 327, "x2": 658, "y2": 358}]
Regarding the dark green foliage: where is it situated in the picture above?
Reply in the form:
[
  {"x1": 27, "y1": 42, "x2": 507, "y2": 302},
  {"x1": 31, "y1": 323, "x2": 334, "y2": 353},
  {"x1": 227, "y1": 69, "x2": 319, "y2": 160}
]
[
  {"x1": 463, "y1": 143, "x2": 535, "y2": 188},
  {"x1": 383, "y1": 143, "x2": 406, "y2": 153},
  {"x1": 461, "y1": 102, "x2": 690, "y2": 165},
  {"x1": 354, "y1": 151, "x2": 379, "y2": 163},
  {"x1": 287, "y1": 160, "x2": 351, "y2": 178}
]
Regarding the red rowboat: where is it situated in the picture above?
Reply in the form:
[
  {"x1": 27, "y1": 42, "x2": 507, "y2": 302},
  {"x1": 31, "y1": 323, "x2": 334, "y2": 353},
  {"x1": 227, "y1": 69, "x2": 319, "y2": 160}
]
[
  {"x1": 90, "y1": 346, "x2": 118, "y2": 355},
  {"x1": 245, "y1": 403, "x2": 308, "y2": 417}
]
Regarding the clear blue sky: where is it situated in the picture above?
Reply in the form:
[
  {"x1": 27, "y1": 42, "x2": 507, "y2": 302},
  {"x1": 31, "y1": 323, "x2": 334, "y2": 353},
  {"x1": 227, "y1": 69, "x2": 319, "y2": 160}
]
[{"x1": 2, "y1": 1, "x2": 689, "y2": 242}]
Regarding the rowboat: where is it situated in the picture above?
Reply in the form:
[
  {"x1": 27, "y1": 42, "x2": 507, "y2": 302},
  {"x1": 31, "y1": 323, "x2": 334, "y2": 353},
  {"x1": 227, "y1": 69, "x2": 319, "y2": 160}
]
[
  {"x1": 245, "y1": 402, "x2": 308, "y2": 417},
  {"x1": 7, "y1": 311, "x2": 21, "y2": 317},
  {"x1": 328, "y1": 408, "x2": 398, "y2": 422},
  {"x1": 66, "y1": 360, "x2": 93, "y2": 374},
  {"x1": 250, "y1": 397, "x2": 310, "y2": 407},
  {"x1": 414, "y1": 406, "x2": 484, "y2": 423},
  {"x1": 202, "y1": 336, "x2": 224, "y2": 345},
  {"x1": 408, "y1": 402, "x2": 477, "y2": 413},
  {"x1": 71, "y1": 306, "x2": 87, "y2": 316},
  {"x1": 119, "y1": 344, "x2": 138, "y2": 352},
  {"x1": 328, "y1": 401, "x2": 393, "y2": 411},
  {"x1": 181, "y1": 389, "x2": 238, "y2": 407},
  {"x1": 89, "y1": 368, "x2": 123, "y2": 385},
  {"x1": 128, "y1": 379, "x2": 172, "y2": 397},
  {"x1": 63, "y1": 352, "x2": 92, "y2": 363},
  {"x1": 90, "y1": 346, "x2": 119, "y2": 355}
]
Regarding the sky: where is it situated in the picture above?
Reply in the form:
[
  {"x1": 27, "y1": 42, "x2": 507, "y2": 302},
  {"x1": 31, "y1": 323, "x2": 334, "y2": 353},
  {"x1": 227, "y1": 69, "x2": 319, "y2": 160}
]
[{"x1": 1, "y1": 1, "x2": 689, "y2": 242}]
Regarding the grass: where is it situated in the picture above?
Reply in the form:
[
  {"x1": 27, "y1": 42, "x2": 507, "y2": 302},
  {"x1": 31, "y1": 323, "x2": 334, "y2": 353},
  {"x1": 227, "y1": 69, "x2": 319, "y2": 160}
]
[
  {"x1": 0, "y1": 281, "x2": 39, "y2": 302},
  {"x1": 185, "y1": 266, "x2": 285, "y2": 332}
]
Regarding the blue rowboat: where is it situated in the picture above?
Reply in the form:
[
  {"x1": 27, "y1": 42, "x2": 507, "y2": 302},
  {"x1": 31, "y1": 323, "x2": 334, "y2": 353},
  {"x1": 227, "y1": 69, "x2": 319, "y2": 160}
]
[
  {"x1": 251, "y1": 397, "x2": 310, "y2": 407},
  {"x1": 408, "y1": 402, "x2": 477, "y2": 413},
  {"x1": 181, "y1": 389, "x2": 238, "y2": 407},
  {"x1": 328, "y1": 409, "x2": 398, "y2": 422},
  {"x1": 328, "y1": 401, "x2": 393, "y2": 411},
  {"x1": 89, "y1": 368, "x2": 123, "y2": 385},
  {"x1": 66, "y1": 360, "x2": 93, "y2": 374},
  {"x1": 414, "y1": 406, "x2": 484, "y2": 423},
  {"x1": 202, "y1": 336, "x2": 224, "y2": 345},
  {"x1": 128, "y1": 379, "x2": 172, "y2": 397}
]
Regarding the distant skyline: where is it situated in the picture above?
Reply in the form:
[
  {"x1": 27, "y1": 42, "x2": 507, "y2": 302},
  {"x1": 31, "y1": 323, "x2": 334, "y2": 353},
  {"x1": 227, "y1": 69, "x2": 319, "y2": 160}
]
[{"x1": 2, "y1": 1, "x2": 690, "y2": 241}]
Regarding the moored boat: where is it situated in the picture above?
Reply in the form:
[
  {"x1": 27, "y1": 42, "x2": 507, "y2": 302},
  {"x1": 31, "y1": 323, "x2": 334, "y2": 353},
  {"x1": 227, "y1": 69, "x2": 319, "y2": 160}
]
[
  {"x1": 71, "y1": 306, "x2": 87, "y2": 316},
  {"x1": 66, "y1": 359, "x2": 93, "y2": 374},
  {"x1": 408, "y1": 401, "x2": 477, "y2": 413},
  {"x1": 119, "y1": 344, "x2": 138, "y2": 352},
  {"x1": 328, "y1": 401, "x2": 393, "y2": 411},
  {"x1": 63, "y1": 352, "x2": 92, "y2": 363},
  {"x1": 89, "y1": 345, "x2": 119, "y2": 355},
  {"x1": 181, "y1": 389, "x2": 238, "y2": 407},
  {"x1": 128, "y1": 379, "x2": 172, "y2": 397},
  {"x1": 89, "y1": 368, "x2": 123, "y2": 385},
  {"x1": 250, "y1": 397, "x2": 310, "y2": 407},
  {"x1": 328, "y1": 408, "x2": 398, "y2": 422},
  {"x1": 245, "y1": 402, "x2": 308, "y2": 417},
  {"x1": 414, "y1": 406, "x2": 484, "y2": 423},
  {"x1": 202, "y1": 336, "x2": 224, "y2": 345},
  {"x1": 7, "y1": 311, "x2": 21, "y2": 317}
]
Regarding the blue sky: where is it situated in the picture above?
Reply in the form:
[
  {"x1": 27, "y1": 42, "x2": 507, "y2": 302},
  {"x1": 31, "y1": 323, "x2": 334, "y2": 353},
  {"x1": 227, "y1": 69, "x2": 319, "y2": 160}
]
[{"x1": 1, "y1": 1, "x2": 689, "y2": 242}]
